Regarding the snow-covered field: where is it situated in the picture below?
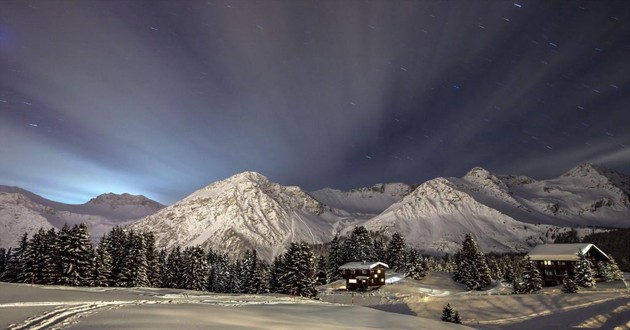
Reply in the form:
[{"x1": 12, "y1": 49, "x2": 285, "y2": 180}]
[
  {"x1": 0, "y1": 282, "x2": 469, "y2": 329},
  {"x1": 2, "y1": 271, "x2": 629, "y2": 329},
  {"x1": 318, "y1": 272, "x2": 630, "y2": 330}
]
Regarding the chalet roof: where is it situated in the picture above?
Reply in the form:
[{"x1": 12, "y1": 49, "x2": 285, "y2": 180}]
[
  {"x1": 527, "y1": 243, "x2": 609, "y2": 261},
  {"x1": 338, "y1": 261, "x2": 389, "y2": 270}
]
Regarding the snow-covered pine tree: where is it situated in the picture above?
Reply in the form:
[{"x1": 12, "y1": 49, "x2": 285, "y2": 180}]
[
  {"x1": 386, "y1": 232, "x2": 407, "y2": 272},
  {"x1": 165, "y1": 245, "x2": 184, "y2": 289},
  {"x1": 43, "y1": 228, "x2": 59, "y2": 284},
  {"x1": 280, "y1": 242, "x2": 317, "y2": 297},
  {"x1": 22, "y1": 228, "x2": 50, "y2": 284},
  {"x1": 405, "y1": 248, "x2": 427, "y2": 280},
  {"x1": 142, "y1": 232, "x2": 160, "y2": 287},
  {"x1": 514, "y1": 256, "x2": 542, "y2": 294},
  {"x1": 327, "y1": 234, "x2": 342, "y2": 282},
  {"x1": 92, "y1": 238, "x2": 112, "y2": 287},
  {"x1": 315, "y1": 255, "x2": 328, "y2": 285},
  {"x1": 207, "y1": 252, "x2": 231, "y2": 293},
  {"x1": 157, "y1": 249, "x2": 168, "y2": 288},
  {"x1": 342, "y1": 226, "x2": 375, "y2": 263},
  {"x1": 503, "y1": 267, "x2": 515, "y2": 284},
  {"x1": 0, "y1": 248, "x2": 6, "y2": 278},
  {"x1": 441, "y1": 303, "x2": 461, "y2": 324},
  {"x1": 257, "y1": 259, "x2": 271, "y2": 293},
  {"x1": 1, "y1": 248, "x2": 17, "y2": 282},
  {"x1": 606, "y1": 255, "x2": 624, "y2": 281},
  {"x1": 269, "y1": 256, "x2": 284, "y2": 293},
  {"x1": 574, "y1": 250, "x2": 595, "y2": 288},
  {"x1": 230, "y1": 260, "x2": 244, "y2": 293},
  {"x1": 562, "y1": 274, "x2": 578, "y2": 293},
  {"x1": 598, "y1": 261, "x2": 612, "y2": 282},
  {"x1": 182, "y1": 246, "x2": 208, "y2": 291},
  {"x1": 14, "y1": 232, "x2": 29, "y2": 283},
  {"x1": 104, "y1": 226, "x2": 127, "y2": 287},
  {"x1": 373, "y1": 236, "x2": 387, "y2": 263},
  {"x1": 241, "y1": 249, "x2": 261, "y2": 293},
  {"x1": 453, "y1": 234, "x2": 492, "y2": 290}
]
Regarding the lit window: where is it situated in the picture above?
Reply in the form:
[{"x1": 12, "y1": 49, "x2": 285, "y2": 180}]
[
  {"x1": 374, "y1": 274, "x2": 378, "y2": 278},
  {"x1": 377, "y1": 269, "x2": 381, "y2": 274},
  {"x1": 381, "y1": 278, "x2": 384, "y2": 282},
  {"x1": 543, "y1": 260, "x2": 552, "y2": 266},
  {"x1": 349, "y1": 279, "x2": 357, "y2": 284}
]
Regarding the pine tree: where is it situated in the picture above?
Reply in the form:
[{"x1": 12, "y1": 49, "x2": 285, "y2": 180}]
[
  {"x1": 22, "y1": 228, "x2": 50, "y2": 284},
  {"x1": 269, "y1": 256, "x2": 284, "y2": 293},
  {"x1": 241, "y1": 249, "x2": 261, "y2": 293},
  {"x1": 14, "y1": 232, "x2": 29, "y2": 283},
  {"x1": 165, "y1": 246, "x2": 184, "y2": 288},
  {"x1": 373, "y1": 237, "x2": 387, "y2": 263},
  {"x1": 453, "y1": 234, "x2": 492, "y2": 290},
  {"x1": 158, "y1": 249, "x2": 169, "y2": 288},
  {"x1": 386, "y1": 232, "x2": 407, "y2": 272},
  {"x1": 207, "y1": 252, "x2": 231, "y2": 292},
  {"x1": 327, "y1": 234, "x2": 342, "y2": 282},
  {"x1": 342, "y1": 226, "x2": 375, "y2": 263},
  {"x1": 280, "y1": 242, "x2": 317, "y2": 297},
  {"x1": 92, "y1": 238, "x2": 112, "y2": 287},
  {"x1": 104, "y1": 226, "x2": 128, "y2": 286},
  {"x1": 182, "y1": 246, "x2": 208, "y2": 291},
  {"x1": 574, "y1": 250, "x2": 595, "y2": 288},
  {"x1": 43, "y1": 228, "x2": 59, "y2": 284},
  {"x1": 142, "y1": 232, "x2": 160, "y2": 287},
  {"x1": 503, "y1": 267, "x2": 515, "y2": 284},
  {"x1": 1, "y1": 248, "x2": 17, "y2": 282},
  {"x1": 0, "y1": 248, "x2": 6, "y2": 278},
  {"x1": 126, "y1": 231, "x2": 150, "y2": 287},
  {"x1": 514, "y1": 256, "x2": 542, "y2": 294},
  {"x1": 562, "y1": 274, "x2": 578, "y2": 293},
  {"x1": 230, "y1": 260, "x2": 244, "y2": 293},
  {"x1": 441, "y1": 303, "x2": 462, "y2": 324},
  {"x1": 315, "y1": 255, "x2": 328, "y2": 285},
  {"x1": 606, "y1": 255, "x2": 624, "y2": 281},
  {"x1": 405, "y1": 248, "x2": 427, "y2": 280},
  {"x1": 598, "y1": 261, "x2": 612, "y2": 282}
]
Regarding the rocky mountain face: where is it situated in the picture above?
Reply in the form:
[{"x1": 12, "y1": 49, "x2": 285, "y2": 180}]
[
  {"x1": 4, "y1": 164, "x2": 628, "y2": 259},
  {"x1": 131, "y1": 172, "x2": 345, "y2": 261},
  {"x1": 360, "y1": 164, "x2": 629, "y2": 254},
  {"x1": 0, "y1": 186, "x2": 164, "y2": 248}
]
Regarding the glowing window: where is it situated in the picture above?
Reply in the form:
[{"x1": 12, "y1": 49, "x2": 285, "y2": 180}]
[
  {"x1": 348, "y1": 279, "x2": 357, "y2": 284},
  {"x1": 377, "y1": 269, "x2": 381, "y2": 274},
  {"x1": 374, "y1": 274, "x2": 378, "y2": 278},
  {"x1": 381, "y1": 278, "x2": 384, "y2": 282},
  {"x1": 543, "y1": 260, "x2": 552, "y2": 266}
]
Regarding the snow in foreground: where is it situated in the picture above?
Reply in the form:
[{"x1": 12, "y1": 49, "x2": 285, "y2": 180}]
[{"x1": 0, "y1": 283, "x2": 468, "y2": 329}]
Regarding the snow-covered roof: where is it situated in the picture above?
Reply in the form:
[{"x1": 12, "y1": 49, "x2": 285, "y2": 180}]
[
  {"x1": 527, "y1": 243, "x2": 609, "y2": 261},
  {"x1": 338, "y1": 261, "x2": 389, "y2": 270}
]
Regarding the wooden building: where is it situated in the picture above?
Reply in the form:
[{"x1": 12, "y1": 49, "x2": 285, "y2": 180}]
[
  {"x1": 527, "y1": 243, "x2": 609, "y2": 286},
  {"x1": 339, "y1": 261, "x2": 388, "y2": 291}
]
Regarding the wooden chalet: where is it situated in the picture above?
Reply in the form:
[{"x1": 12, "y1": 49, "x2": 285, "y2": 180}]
[
  {"x1": 339, "y1": 261, "x2": 388, "y2": 291},
  {"x1": 527, "y1": 243, "x2": 609, "y2": 286}
]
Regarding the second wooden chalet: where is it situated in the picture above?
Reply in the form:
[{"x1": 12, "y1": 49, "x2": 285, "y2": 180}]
[
  {"x1": 339, "y1": 261, "x2": 389, "y2": 291},
  {"x1": 527, "y1": 243, "x2": 609, "y2": 286}
]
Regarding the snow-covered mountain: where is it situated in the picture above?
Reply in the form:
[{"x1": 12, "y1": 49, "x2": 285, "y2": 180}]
[
  {"x1": 359, "y1": 164, "x2": 629, "y2": 254},
  {"x1": 309, "y1": 183, "x2": 413, "y2": 216},
  {"x1": 131, "y1": 172, "x2": 347, "y2": 261},
  {"x1": 0, "y1": 186, "x2": 164, "y2": 248}
]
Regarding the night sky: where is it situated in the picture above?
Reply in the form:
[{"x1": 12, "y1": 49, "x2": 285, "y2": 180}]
[{"x1": 1, "y1": 1, "x2": 629, "y2": 204}]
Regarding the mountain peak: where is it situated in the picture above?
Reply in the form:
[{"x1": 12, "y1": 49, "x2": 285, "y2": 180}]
[
  {"x1": 226, "y1": 171, "x2": 270, "y2": 184},
  {"x1": 464, "y1": 166, "x2": 493, "y2": 179},
  {"x1": 87, "y1": 192, "x2": 161, "y2": 207},
  {"x1": 563, "y1": 164, "x2": 603, "y2": 178}
]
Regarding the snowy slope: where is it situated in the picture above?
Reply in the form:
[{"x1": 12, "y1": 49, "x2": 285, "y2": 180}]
[
  {"x1": 131, "y1": 172, "x2": 346, "y2": 261},
  {"x1": 0, "y1": 186, "x2": 164, "y2": 248},
  {"x1": 310, "y1": 183, "x2": 412, "y2": 215},
  {"x1": 359, "y1": 164, "x2": 630, "y2": 254}
]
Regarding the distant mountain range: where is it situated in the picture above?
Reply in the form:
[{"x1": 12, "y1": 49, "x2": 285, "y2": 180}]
[
  {"x1": 0, "y1": 186, "x2": 164, "y2": 248},
  {"x1": 2, "y1": 164, "x2": 629, "y2": 261}
]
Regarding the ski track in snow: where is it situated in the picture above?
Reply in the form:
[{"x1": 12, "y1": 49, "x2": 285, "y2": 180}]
[
  {"x1": 6, "y1": 301, "x2": 143, "y2": 330},
  {"x1": 4, "y1": 293, "x2": 328, "y2": 330}
]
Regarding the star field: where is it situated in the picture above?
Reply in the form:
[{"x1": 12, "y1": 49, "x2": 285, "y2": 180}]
[{"x1": 0, "y1": 0, "x2": 628, "y2": 204}]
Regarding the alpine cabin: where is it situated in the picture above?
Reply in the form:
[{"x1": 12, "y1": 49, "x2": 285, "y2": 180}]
[
  {"x1": 527, "y1": 243, "x2": 609, "y2": 286},
  {"x1": 339, "y1": 261, "x2": 388, "y2": 291}
]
